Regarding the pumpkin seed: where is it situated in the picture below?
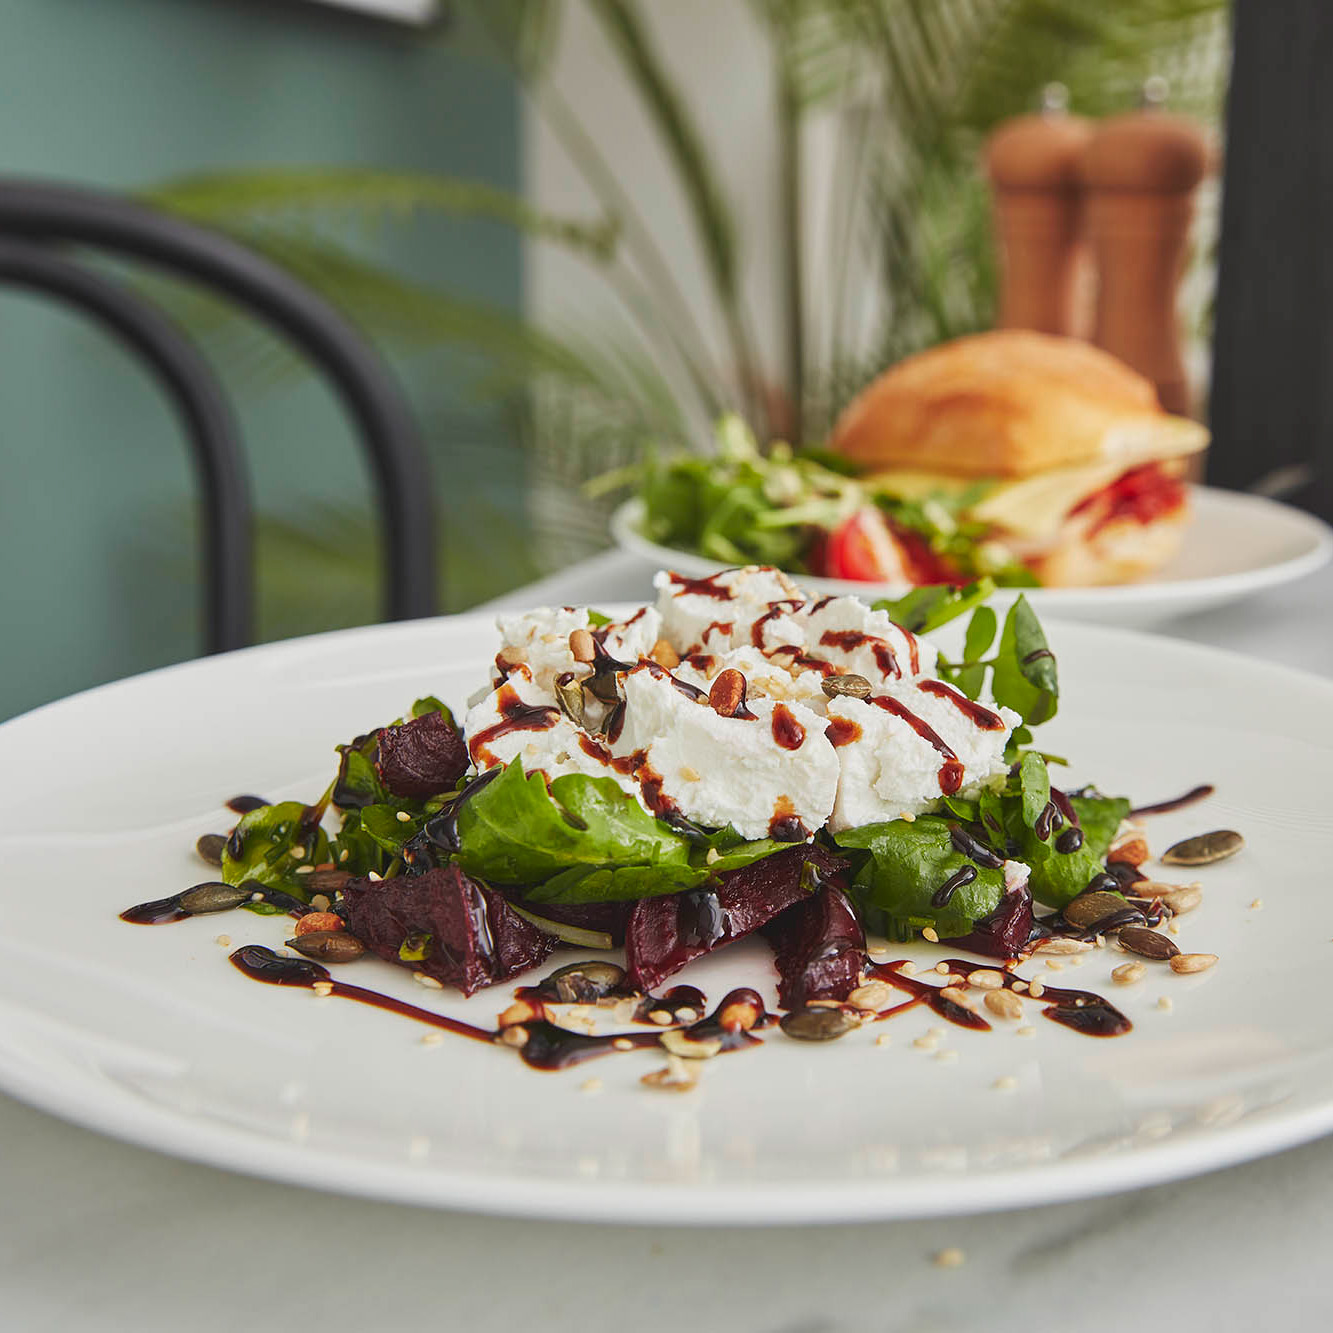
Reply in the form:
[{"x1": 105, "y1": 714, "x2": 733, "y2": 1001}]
[
  {"x1": 286, "y1": 931, "x2": 365, "y2": 963},
  {"x1": 780, "y1": 1006, "x2": 856, "y2": 1042},
  {"x1": 554, "y1": 675, "x2": 587, "y2": 729},
  {"x1": 821, "y1": 673, "x2": 872, "y2": 700},
  {"x1": 195, "y1": 833, "x2": 227, "y2": 866},
  {"x1": 660, "y1": 1028, "x2": 723, "y2": 1059},
  {"x1": 1062, "y1": 890, "x2": 1128, "y2": 930},
  {"x1": 307, "y1": 868, "x2": 351, "y2": 893},
  {"x1": 1161, "y1": 830, "x2": 1244, "y2": 866},
  {"x1": 548, "y1": 960, "x2": 624, "y2": 1003},
  {"x1": 179, "y1": 882, "x2": 251, "y2": 914},
  {"x1": 1118, "y1": 926, "x2": 1179, "y2": 961}
]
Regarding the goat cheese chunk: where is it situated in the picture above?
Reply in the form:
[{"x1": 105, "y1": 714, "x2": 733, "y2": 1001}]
[
  {"x1": 825, "y1": 680, "x2": 1018, "y2": 831},
  {"x1": 463, "y1": 665, "x2": 643, "y2": 802},
  {"x1": 495, "y1": 605, "x2": 662, "y2": 696},
  {"x1": 654, "y1": 566, "x2": 804, "y2": 655},
  {"x1": 764, "y1": 596, "x2": 938, "y2": 687},
  {"x1": 610, "y1": 663, "x2": 838, "y2": 840}
]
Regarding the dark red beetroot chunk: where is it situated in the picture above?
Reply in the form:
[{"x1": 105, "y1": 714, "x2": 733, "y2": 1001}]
[
  {"x1": 942, "y1": 884, "x2": 1033, "y2": 961},
  {"x1": 761, "y1": 883, "x2": 866, "y2": 1010},
  {"x1": 341, "y1": 865, "x2": 555, "y2": 995},
  {"x1": 625, "y1": 844, "x2": 849, "y2": 992},
  {"x1": 375, "y1": 712, "x2": 469, "y2": 798},
  {"x1": 513, "y1": 899, "x2": 634, "y2": 947}
]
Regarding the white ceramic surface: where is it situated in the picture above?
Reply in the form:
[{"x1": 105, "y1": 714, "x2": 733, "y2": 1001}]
[
  {"x1": 611, "y1": 487, "x2": 1332, "y2": 629},
  {"x1": 1, "y1": 611, "x2": 1331, "y2": 1225}
]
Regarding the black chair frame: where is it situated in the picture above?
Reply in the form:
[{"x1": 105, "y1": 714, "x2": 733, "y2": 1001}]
[{"x1": 0, "y1": 179, "x2": 437, "y2": 652}]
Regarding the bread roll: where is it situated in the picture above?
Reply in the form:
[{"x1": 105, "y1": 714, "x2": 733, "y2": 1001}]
[{"x1": 831, "y1": 330, "x2": 1169, "y2": 478}]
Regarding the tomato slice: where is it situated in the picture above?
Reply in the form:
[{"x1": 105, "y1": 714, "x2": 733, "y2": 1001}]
[{"x1": 823, "y1": 509, "x2": 912, "y2": 582}]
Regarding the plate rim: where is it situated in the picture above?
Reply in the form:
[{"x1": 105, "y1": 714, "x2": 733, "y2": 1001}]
[
  {"x1": 609, "y1": 487, "x2": 1333, "y2": 609},
  {"x1": 4, "y1": 616, "x2": 1333, "y2": 1225}
]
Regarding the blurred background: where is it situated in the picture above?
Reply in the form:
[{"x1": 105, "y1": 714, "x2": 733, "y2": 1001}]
[{"x1": 0, "y1": 0, "x2": 1245, "y2": 719}]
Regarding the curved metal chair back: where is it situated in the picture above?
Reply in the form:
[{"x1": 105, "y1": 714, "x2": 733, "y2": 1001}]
[{"x1": 0, "y1": 179, "x2": 437, "y2": 652}]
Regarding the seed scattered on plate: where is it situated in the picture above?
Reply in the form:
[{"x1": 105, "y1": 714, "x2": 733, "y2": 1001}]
[
  {"x1": 993, "y1": 1075, "x2": 1018, "y2": 1092},
  {"x1": 179, "y1": 882, "x2": 250, "y2": 915},
  {"x1": 1062, "y1": 891, "x2": 1129, "y2": 930},
  {"x1": 1161, "y1": 829, "x2": 1244, "y2": 866},
  {"x1": 1170, "y1": 952, "x2": 1219, "y2": 974},
  {"x1": 933, "y1": 1248, "x2": 966, "y2": 1269},
  {"x1": 1118, "y1": 926, "x2": 1179, "y2": 961},
  {"x1": 1112, "y1": 962, "x2": 1146, "y2": 985},
  {"x1": 194, "y1": 833, "x2": 227, "y2": 866},
  {"x1": 780, "y1": 1006, "x2": 856, "y2": 1042},
  {"x1": 984, "y1": 990, "x2": 1023, "y2": 1020}
]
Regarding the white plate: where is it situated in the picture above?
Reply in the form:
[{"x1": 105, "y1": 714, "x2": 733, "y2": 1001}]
[
  {"x1": 611, "y1": 487, "x2": 1333, "y2": 630},
  {"x1": 1, "y1": 612, "x2": 1332, "y2": 1225}
]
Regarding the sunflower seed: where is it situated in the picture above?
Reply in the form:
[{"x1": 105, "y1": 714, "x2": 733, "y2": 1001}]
[
  {"x1": 1112, "y1": 962, "x2": 1146, "y2": 985},
  {"x1": 1170, "y1": 952, "x2": 1219, "y2": 974},
  {"x1": 847, "y1": 980, "x2": 894, "y2": 1011},
  {"x1": 1160, "y1": 885, "x2": 1203, "y2": 915},
  {"x1": 1062, "y1": 890, "x2": 1128, "y2": 930},
  {"x1": 195, "y1": 833, "x2": 227, "y2": 866},
  {"x1": 1161, "y1": 830, "x2": 1244, "y2": 866},
  {"x1": 179, "y1": 882, "x2": 251, "y2": 914},
  {"x1": 1118, "y1": 926, "x2": 1179, "y2": 960},
  {"x1": 286, "y1": 931, "x2": 365, "y2": 963},
  {"x1": 780, "y1": 1006, "x2": 857, "y2": 1041},
  {"x1": 984, "y1": 989, "x2": 1024, "y2": 1020},
  {"x1": 821, "y1": 673, "x2": 872, "y2": 700},
  {"x1": 1033, "y1": 936, "x2": 1093, "y2": 955}
]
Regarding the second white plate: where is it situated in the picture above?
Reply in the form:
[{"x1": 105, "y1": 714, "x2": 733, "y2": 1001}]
[{"x1": 611, "y1": 487, "x2": 1332, "y2": 629}]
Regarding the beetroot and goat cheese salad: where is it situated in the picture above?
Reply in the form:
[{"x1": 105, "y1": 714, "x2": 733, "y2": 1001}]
[{"x1": 124, "y1": 569, "x2": 1229, "y2": 1083}]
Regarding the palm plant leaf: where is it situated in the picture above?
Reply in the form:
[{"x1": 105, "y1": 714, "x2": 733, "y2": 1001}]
[{"x1": 142, "y1": 168, "x2": 618, "y2": 261}]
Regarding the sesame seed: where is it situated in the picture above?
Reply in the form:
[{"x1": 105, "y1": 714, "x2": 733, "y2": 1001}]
[
  {"x1": 367, "y1": 871, "x2": 382, "y2": 882},
  {"x1": 933, "y1": 1248, "x2": 965, "y2": 1269},
  {"x1": 1094, "y1": 935, "x2": 1107, "y2": 949},
  {"x1": 929, "y1": 1026, "x2": 947, "y2": 1038},
  {"x1": 900, "y1": 811, "x2": 916, "y2": 823},
  {"x1": 649, "y1": 1010, "x2": 673, "y2": 1026},
  {"x1": 250, "y1": 891, "x2": 263, "y2": 902},
  {"x1": 295, "y1": 865, "x2": 315, "y2": 875},
  {"x1": 310, "y1": 894, "x2": 330, "y2": 912},
  {"x1": 1066, "y1": 955, "x2": 1083, "y2": 967},
  {"x1": 1167, "y1": 921, "x2": 1181, "y2": 935},
  {"x1": 581, "y1": 1077, "x2": 604, "y2": 1094},
  {"x1": 913, "y1": 1034, "x2": 939, "y2": 1051},
  {"x1": 1029, "y1": 980, "x2": 1046, "y2": 999},
  {"x1": 290, "y1": 845, "x2": 306, "y2": 860},
  {"x1": 1016, "y1": 1025, "x2": 1036, "y2": 1038},
  {"x1": 312, "y1": 981, "x2": 333, "y2": 997},
  {"x1": 1250, "y1": 898, "x2": 1264, "y2": 910},
  {"x1": 613, "y1": 1038, "x2": 635, "y2": 1051},
  {"x1": 1157, "y1": 996, "x2": 1173, "y2": 1012},
  {"x1": 338, "y1": 849, "x2": 350, "y2": 863},
  {"x1": 214, "y1": 934, "x2": 232, "y2": 947},
  {"x1": 705, "y1": 847, "x2": 720, "y2": 864},
  {"x1": 420, "y1": 1031, "x2": 444, "y2": 1046},
  {"x1": 936, "y1": 1049, "x2": 958, "y2": 1063},
  {"x1": 499, "y1": 1026, "x2": 529, "y2": 1048},
  {"x1": 993, "y1": 1075, "x2": 1018, "y2": 1092},
  {"x1": 396, "y1": 810, "x2": 413, "y2": 823},
  {"x1": 675, "y1": 1008, "x2": 698, "y2": 1024},
  {"x1": 1044, "y1": 959, "x2": 1064, "y2": 972},
  {"x1": 922, "y1": 927, "x2": 940, "y2": 943},
  {"x1": 413, "y1": 972, "x2": 444, "y2": 990},
  {"x1": 899, "y1": 961, "x2": 917, "y2": 977},
  {"x1": 875, "y1": 1033, "x2": 892, "y2": 1046},
  {"x1": 1010, "y1": 980, "x2": 1028, "y2": 994},
  {"x1": 934, "y1": 962, "x2": 950, "y2": 975}
]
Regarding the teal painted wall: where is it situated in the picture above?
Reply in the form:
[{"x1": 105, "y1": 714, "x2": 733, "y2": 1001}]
[{"x1": 0, "y1": 0, "x2": 527, "y2": 720}]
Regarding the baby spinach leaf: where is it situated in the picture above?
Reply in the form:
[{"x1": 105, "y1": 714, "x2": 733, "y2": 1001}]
[
  {"x1": 1070, "y1": 791, "x2": 1133, "y2": 860},
  {"x1": 410, "y1": 695, "x2": 457, "y2": 730},
  {"x1": 834, "y1": 816, "x2": 1008, "y2": 941},
  {"x1": 1018, "y1": 752, "x2": 1051, "y2": 830},
  {"x1": 454, "y1": 762, "x2": 693, "y2": 886},
  {"x1": 220, "y1": 801, "x2": 330, "y2": 896},
  {"x1": 963, "y1": 605, "x2": 998, "y2": 661},
  {"x1": 991, "y1": 596, "x2": 1058, "y2": 725},
  {"x1": 872, "y1": 578, "x2": 995, "y2": 635}
]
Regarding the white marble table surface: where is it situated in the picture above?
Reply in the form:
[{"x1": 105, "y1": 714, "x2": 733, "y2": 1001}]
[{"x1": 2, "y1": 554, "x2": 1329, "y2": 1332}]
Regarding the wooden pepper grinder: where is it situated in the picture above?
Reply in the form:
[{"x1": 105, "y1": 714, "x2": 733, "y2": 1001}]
[
  {"x1": 1080, "y1": 79, "x2": 1210, "y2": 413},
  {"x1": 984, "y1": 85, "x2": 1095, "y2": 337}
]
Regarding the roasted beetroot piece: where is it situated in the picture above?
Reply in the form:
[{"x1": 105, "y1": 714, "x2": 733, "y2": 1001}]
[
  {"x1": 515, "y1": 899, "x2": 634, "y2": 947},
  {"x1": 943, "y1": 884, "x2": 1033, "y2": 961},
  {"x1": 375, "y1": 712, "x2": 468, "y2": 799},
  {"x1": 762, "y1": 883, "x2": 866, "y2": 1009},
  {"x1": 341, "y1": 865, "x2": 555, "y2": 995},
  {"x1": 625, "y1": 844, "x2": 849, "y2": 992}
]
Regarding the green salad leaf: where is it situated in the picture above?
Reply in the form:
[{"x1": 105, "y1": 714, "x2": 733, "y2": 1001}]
[
  {"x1": 872, "y1": 579, "x2": 995, "y2": 634},
  {"x1": 220, "y1": 800, "x2": 331, "y2": 896},
  {"x1": 834, "y1": 816, "x2": 1009, "y2": 941},
  {"x1": 1071, "y1": 791, "x2": 1133, "y2": 860}
]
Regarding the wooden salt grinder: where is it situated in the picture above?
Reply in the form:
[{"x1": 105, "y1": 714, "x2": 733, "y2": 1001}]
[
  {"x1": 984, "y1": 95, "x2": 1094, "y2": 337},
  {"x1": 1080, "y1": 101, "x2": 1209, "y2": 413}
]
